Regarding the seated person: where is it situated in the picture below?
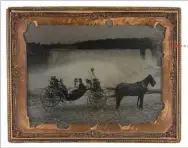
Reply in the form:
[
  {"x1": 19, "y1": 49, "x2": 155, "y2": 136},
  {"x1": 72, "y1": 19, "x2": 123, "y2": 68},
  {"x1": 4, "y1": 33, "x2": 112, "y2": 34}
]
[
  {"x1": 68, "y1": 78, "x2": 86, "y2": 94},
  {"x1": 86, "y1": 79, "x2": 92, "y2": 89},
  {"x1": 49, "y1": 76, "x2": 59, "y2": 89},
  {"x1": 74, "y1": 78, "x2": 79, "y2": 88},
  {"x1": 53, "y1": 76, "x2": 59, "y2": 88},
  {"x1": 49, "y1": 76, "x2": 54, "y2": 86},
  {"x1": 78, "y1": 78, "x2": 86, "y2": 90},
  {"x1": 93, "y1": 78, "x2": 101, "y2": 91},
  {"x1": 68, "y1": 78, "x2": 79, "y2": 94}
]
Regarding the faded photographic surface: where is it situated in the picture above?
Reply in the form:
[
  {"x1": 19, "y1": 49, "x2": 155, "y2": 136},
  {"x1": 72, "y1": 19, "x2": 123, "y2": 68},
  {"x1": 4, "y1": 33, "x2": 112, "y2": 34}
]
[{"x1": 25, "y1": 22, "x2": 164, "y2": 128}]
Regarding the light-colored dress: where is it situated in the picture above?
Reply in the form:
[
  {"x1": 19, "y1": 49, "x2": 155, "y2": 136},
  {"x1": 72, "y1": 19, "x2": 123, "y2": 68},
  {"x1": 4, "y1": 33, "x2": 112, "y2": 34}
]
[{"x1": 68, "y1": 83, "x2": 79, "y2": 94}]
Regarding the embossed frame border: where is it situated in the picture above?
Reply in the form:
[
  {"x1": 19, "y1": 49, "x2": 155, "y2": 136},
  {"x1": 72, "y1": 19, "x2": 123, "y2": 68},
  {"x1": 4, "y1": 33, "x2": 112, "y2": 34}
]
[{"x1": 7, "y1": 7, "x2": 181, "y2": 143}]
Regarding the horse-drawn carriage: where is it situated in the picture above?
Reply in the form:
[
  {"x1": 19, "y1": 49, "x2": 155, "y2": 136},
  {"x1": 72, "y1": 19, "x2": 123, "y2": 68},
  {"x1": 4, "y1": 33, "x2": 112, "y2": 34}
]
[
  {"x1": 40, "y1": 66, "x2": 158, "y2": 111},
  {"x1": 40, "y1": 68, "x2": 107, "y2": 111}
]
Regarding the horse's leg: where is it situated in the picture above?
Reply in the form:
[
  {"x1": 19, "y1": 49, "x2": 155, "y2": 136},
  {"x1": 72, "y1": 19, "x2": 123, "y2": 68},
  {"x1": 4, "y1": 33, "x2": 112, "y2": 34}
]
[
  {"x1": 139, "y1": 94, "x2": 144, "y2": 109},
  {"x1": 137, "y1": 96, "x2": 140, "y2": 107},
  {"x1": 116, "y1": 95, "x2": 123, "y2": 109}
]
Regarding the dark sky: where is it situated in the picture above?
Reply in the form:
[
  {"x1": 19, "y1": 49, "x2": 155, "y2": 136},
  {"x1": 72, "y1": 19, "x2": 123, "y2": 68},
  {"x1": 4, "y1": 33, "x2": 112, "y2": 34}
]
[{"x1": 24, "y1": 22, "x2": 165, "y2": 44}]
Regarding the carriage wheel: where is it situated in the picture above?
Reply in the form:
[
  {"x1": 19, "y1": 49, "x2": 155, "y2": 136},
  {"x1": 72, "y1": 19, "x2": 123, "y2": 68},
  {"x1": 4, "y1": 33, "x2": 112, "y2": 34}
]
[
  {"x1": 40, "y1": 87, "x2": 61, "y2": 108},
  {"x1": 56, "y1": 92, "x2": 67, "y2": 108},
  {"x1": 88, "y1": 91, "x2": 107, "y2": 108},
  {"x1": 60, "y1": 92, "x2": 66, "y2": 104}
]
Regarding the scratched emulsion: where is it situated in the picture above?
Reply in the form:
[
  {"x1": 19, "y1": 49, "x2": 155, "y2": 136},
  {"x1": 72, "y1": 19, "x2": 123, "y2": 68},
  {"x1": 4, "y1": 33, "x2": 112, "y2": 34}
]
[{"x1": 25, "y1": 23, "x2": 164, "y2": 128}]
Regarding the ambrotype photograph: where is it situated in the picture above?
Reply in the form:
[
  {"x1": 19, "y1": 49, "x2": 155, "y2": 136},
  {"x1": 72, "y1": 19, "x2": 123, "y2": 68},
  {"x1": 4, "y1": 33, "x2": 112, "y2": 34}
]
[
  {"x1": 7, "y1": 7, "x2": 181, "y2": 142},
  {"x1": 26, "y1": 22, "x2": 164, "y2": 128}
]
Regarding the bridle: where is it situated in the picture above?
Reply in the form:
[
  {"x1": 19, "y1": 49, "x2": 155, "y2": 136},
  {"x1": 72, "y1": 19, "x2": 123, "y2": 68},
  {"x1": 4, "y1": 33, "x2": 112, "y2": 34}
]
[{"x1": 148, "y1": 75, "x2": 156, "y2": 87}]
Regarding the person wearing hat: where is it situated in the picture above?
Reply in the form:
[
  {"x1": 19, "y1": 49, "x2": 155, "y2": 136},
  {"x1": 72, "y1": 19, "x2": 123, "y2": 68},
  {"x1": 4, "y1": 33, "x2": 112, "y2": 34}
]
[
  {"x1": 90, "y1": 67, "x2": 96, "y2": 79},
  {"x1": 49, "y1": 76, "x2": 59, "y2": 89},
  {"x1": 86, "y1": 79, "x2": 92, "y2": 89},
  {"x1": 74, "y1": 78, "x2": 79, "y2": 88},
  {"x1": 78, "y1": 78, "x2": 86, "y2": 90}
]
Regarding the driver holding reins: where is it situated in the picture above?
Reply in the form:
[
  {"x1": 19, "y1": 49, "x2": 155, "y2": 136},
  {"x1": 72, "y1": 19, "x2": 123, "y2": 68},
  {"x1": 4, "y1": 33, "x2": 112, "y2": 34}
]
[{"x1": 89, "y1": 68, "x2": 101, "y2": 91}]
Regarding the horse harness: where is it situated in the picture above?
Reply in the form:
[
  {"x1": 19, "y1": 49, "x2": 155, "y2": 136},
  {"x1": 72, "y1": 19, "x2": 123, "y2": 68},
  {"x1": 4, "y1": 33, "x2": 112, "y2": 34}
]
[
  {"x1": 135, "y1": 81, "x2": 147, "y2": 107},
  {"x1": 135, "y1": 81, "x2": 147, "y2": 94}
]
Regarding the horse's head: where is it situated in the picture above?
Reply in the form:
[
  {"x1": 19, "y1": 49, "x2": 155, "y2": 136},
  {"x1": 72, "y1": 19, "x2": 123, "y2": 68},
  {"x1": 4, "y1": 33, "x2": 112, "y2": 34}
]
[{"x1": 148, "y1": 74, "x2": 156, "y2": 87}]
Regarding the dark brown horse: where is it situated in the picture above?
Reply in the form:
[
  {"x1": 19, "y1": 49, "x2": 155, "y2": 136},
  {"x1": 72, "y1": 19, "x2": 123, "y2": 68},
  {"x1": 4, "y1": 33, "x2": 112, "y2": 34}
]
[{"x1": 114, "y1": 74, "x2": 156, "y2": 109}]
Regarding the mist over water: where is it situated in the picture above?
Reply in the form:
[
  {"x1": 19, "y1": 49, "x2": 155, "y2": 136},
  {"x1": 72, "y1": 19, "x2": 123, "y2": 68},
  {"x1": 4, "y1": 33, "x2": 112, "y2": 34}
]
[{"x1": 28, "y1": 49, "x2": 161, "y2": 91}]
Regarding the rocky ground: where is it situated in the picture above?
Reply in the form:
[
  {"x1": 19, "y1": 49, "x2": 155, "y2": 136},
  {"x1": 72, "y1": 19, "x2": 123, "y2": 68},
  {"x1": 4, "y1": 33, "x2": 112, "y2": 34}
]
[{"x1": 27, "y1": 88, "x2": 163, "y2": 128}]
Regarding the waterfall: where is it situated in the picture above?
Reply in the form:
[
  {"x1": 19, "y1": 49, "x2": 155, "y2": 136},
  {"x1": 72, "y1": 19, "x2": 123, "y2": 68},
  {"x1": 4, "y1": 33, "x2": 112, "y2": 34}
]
[
  {"x1": 28, "y1": 49, "x2": 161, "y2": 91},
  {"x1": 145, "y1": 49, "x2": 157, "y2": 68}
]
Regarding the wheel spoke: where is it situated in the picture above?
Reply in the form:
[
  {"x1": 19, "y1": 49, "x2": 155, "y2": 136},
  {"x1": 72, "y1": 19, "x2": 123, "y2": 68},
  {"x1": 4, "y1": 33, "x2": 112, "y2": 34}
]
[
  {"x1": 89, "y1": 91, "x2": 107, "y2": 108},
  {"x1": 40, "y1": 87, "x2": 61, "y2": 108}
]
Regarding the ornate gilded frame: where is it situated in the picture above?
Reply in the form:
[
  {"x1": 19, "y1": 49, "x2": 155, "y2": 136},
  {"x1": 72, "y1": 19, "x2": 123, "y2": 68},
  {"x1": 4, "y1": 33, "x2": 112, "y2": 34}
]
[{"x1": 7, "y1": 7, "x2": 181, "y2": 143}]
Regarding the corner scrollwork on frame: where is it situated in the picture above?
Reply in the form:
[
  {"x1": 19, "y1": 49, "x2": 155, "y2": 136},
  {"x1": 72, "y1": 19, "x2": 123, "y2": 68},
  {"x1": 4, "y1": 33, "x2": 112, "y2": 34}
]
[{"x1": 7, "y1": 7, "x2": 181, "y2": 143}]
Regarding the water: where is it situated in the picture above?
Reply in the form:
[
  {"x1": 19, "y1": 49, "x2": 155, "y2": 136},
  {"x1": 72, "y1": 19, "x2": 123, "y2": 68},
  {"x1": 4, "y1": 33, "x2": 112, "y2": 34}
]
[
  {"x1": 27, "y1": 49, "x2": 163, "y2": 127},
  {"x1": 28, "y1": 49, "x2": 161, "y2": 91}
]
